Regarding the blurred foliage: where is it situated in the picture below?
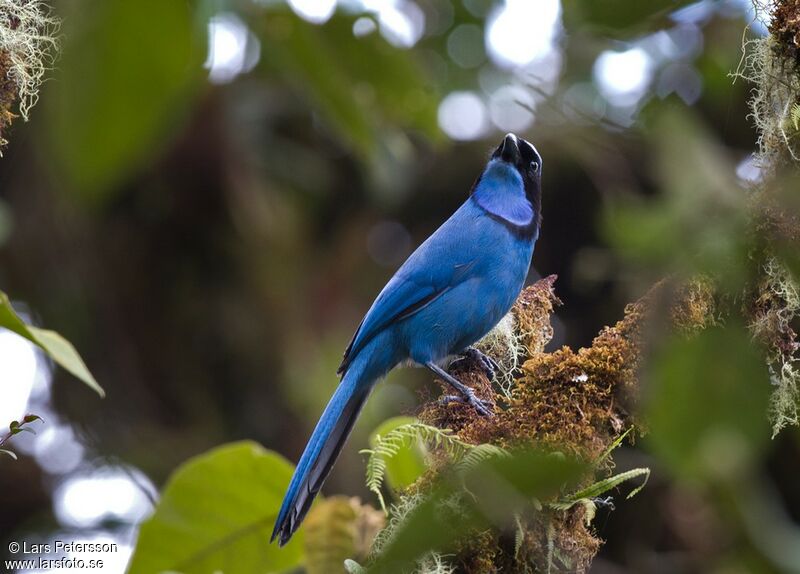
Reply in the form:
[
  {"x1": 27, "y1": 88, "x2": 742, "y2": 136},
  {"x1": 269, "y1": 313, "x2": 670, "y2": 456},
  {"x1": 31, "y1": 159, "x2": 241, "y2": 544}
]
[
  {"x1": 604, "y1": 107, "x2": 750, "y2": 287},
  {"x1": 304, "y1": 496, "x2": 385, "y2": 574},
  {"x1": 645, "y1": 323, "x2": 771, "y2": 481},
  {"x1": 363, "y1": 449, "x2": 585, "y2": 573},
  {"x1": 48, "y1": 0, "x2": 207, "y2": 200},
  {"x1": 563, "y1": 0, "x2": 696, "y2": 35},
  {"x1": 0, "y1": 289, "x2": 102, "y2": 395},
  {"x1": 128, "y1": 441, "x2": 304, "y2": 574},
  {"x1": 250, "y1": 8, "x2": 440, "y2": 176}
]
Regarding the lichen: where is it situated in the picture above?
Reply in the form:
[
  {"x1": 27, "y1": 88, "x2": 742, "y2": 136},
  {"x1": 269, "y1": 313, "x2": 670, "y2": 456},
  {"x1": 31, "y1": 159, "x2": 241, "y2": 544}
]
[
  {"x1": 474, "y1": 313, "x2": 520, "y2": 398},
  {"x1": 415, "y1": 553, "x2": 457, "y2": 574},
  {"x1": 736, "y1": 1, "x2": 800, "y2": 435},
  {"x1": 0, "y1": 0, "x2": 59, "y2": 150},
  {"x1": 736, "y1": 1, "x2": 800, "y2": 166},
  {"x1": 747, "y1": 256, "x2": 800, "y2": 435}
]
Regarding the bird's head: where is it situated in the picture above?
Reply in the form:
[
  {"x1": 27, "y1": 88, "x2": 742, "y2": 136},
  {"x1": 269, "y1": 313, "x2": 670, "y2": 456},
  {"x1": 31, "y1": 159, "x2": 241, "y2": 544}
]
[
  {"x1": 489, "y1": 133, "x2": 542, "y2": 200},
  {"x1": 469, "y1": 133, "x2": 543, "y2": 235}
]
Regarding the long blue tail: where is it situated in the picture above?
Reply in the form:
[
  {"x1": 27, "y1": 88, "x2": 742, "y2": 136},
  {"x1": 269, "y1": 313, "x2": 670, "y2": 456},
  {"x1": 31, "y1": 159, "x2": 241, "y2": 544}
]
[{"x1": 271, "y1": 350, "x2": 379, "y2": 546}]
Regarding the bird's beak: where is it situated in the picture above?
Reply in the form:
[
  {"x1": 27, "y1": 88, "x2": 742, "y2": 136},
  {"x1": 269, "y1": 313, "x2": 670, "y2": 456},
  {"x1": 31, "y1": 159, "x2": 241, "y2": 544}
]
[{"x1": 493, "y1": 133, "x2": 520, "y2": 163}]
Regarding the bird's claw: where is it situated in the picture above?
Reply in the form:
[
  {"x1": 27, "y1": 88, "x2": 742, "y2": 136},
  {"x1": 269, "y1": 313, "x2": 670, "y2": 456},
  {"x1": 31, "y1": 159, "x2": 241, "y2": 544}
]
[
  {"x1": 440, "y1": 388, "x2": 494, "y2": 417},
  {"x1": 592, "y1": 496, "x2": 615, "y2": 510},
  {"x1": 452, "y1": 347, "x2": 499, "y2": 380}
]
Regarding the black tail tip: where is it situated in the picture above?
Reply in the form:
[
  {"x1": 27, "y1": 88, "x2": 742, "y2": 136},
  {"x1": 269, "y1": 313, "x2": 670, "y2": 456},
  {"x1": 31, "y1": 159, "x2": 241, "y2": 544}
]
[{"x1": 270, "y1": 521, "x2": 294, "y2": 547}]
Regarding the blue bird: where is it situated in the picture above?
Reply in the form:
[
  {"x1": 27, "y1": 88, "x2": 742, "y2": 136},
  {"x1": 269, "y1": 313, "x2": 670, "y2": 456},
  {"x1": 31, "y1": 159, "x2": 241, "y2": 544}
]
[{"x1": 272, "y1": 133, "x2": 543, "y2": 546}]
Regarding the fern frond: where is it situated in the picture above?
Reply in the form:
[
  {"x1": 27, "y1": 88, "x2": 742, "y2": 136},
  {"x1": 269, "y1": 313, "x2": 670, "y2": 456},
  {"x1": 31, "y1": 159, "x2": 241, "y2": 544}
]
[
  {"x1": 362, "y1": 449, "x2": 390, "y2": 512},
  {"x1": 454, "y1": 443, "x2": 509, "y2": 473},
  {"x1": 361, "y1": 423, "x2": 474, "y2": 512},
  {"x1": 596, "y1": 427, "x2": 633, "y2": 465}
]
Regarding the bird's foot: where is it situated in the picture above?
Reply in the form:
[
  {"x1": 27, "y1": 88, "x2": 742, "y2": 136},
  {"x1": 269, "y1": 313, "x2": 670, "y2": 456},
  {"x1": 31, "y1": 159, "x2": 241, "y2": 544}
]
[
  {"x1": 592, "y1": 496, "x2": 615, "y2": 511},
  {"x1": 451, "y1": 347, "x2": 499, "y2": 380},
  {"x1": 439, "y1": 388, "x2": 494, "y2": 417},
  {"x1": 427, "y1": 361, "x2": 494, "y2": 417}
]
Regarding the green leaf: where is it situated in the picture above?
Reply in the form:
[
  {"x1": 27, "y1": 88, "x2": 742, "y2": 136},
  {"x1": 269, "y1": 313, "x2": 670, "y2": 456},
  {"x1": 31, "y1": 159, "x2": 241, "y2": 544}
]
[
  {"x1": 9, "y1": 422, "x2": 35, "y2": 436},
  {"x1": 0, "y1": 449, "x2": 18, "y2": 460},
  {"x1": 0, "y1": 290, "x2": 103, "y2": 396},
  {"x1": 128, "y1": 441, "x2": 304, "y2": 574},
  {"x1": 645, "y1": 324, "x2": 771, "y2": 480},
  {"x1": 48, "y1": 0, "x2": 206, "y2": 200}
]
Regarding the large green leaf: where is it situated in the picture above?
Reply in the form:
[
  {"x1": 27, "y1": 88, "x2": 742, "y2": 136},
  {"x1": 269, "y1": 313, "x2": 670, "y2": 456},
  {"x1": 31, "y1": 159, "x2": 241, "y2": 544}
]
[
  {"x1": 0, "y1": 290, "x2": 103, "y2": 396},
  {"x1": 128, "y1": 441, "x2": 304, "y2": 574},
  {"x1": 48, "y1": 0, "x2": 206, "y2": 200}
]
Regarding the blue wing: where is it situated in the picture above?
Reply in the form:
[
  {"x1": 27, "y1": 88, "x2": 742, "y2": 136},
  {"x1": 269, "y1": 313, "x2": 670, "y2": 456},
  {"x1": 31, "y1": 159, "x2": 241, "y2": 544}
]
[{"x1": 337, "y1": 201, "x2": 483, "y2": 376}]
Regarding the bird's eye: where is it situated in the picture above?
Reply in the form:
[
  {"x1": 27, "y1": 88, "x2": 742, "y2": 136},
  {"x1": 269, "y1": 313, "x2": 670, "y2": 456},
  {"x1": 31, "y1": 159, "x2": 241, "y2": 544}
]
[{"x1": 530, "y1": 162, "x2": 540, "y2": 174}]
